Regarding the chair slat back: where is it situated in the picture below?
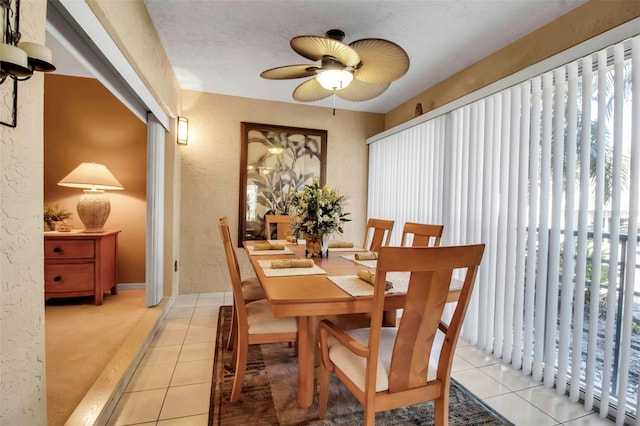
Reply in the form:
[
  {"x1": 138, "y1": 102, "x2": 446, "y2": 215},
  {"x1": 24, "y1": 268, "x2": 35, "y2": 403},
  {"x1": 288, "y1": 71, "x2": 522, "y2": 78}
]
[
  {"x1": 265, "y1": 214, "x2": 292, "y2": 240},
  {"x1": 362, "y1": 218, "x2": 394, "y2": 252},
  {"x1": 371, "y1": 245, "x2": 485, "y2": 393},
  {"x1": 219, "y1": 217, "x2": 242, "y2": 278},
  {"x1": 218, "y1": 217, "x2": 249, "y2": 320},
  {"x1": 400, "y1": 222, "x2": 444, "y2": 247}
]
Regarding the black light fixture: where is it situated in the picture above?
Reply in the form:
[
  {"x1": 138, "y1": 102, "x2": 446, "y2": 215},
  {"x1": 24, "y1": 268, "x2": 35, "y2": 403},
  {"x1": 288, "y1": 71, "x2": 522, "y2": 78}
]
[{"x1": 1, "y1": 0, "x2": 56, "y2": 127}]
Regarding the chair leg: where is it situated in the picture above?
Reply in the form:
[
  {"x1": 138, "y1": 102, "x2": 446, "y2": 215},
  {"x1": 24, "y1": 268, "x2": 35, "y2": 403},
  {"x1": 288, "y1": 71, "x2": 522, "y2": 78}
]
[
  {"x1": 230, "y1": 339, "x2": 248, "y2": 403},
  {"x1": 227, "y1": 323, "x2": 239, "y2": 372},
  {"x1": 364, "y1": 406, "x2": 375, "y2": 426},
  {"x1": 434, "y1": 394, "x2": 449, "y2": 426},
  {"x1": 226, "y1": 302, "x2": 237, "y2": 351},
  {"x1": 317, "y1": 364, "x2": 331, "y2": 419}
]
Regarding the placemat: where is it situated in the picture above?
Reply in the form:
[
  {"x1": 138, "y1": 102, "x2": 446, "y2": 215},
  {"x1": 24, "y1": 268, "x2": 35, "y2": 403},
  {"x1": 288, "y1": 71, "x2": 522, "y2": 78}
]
[
  {"x1": 328, "y1": 272, "x2": 409, "y2": 296},
  {"x1": 257, "y1": 259, "x2": 327, "y2": 277},
  {"x1": 328, "y1": 246, "x2": 367, "y2": 252},
  {"x1": 268, "y1": 239, "x2": 301, "y2": 245},
  {"x1": 339, "y1": 254, "x2": 378, "y2": 268},
  {"x1": 248, "y1": 246, "x2": 295, "y2": 255},
  {"x1": 326, "y1": 241, "x2": 367, "y2": 252}
]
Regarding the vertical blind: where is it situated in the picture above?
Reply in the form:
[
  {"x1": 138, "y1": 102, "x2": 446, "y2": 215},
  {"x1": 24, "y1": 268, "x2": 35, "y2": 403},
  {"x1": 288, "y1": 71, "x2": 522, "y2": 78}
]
[{"x1": 368, "y1": 34, "x2": 639, "y2": 424}]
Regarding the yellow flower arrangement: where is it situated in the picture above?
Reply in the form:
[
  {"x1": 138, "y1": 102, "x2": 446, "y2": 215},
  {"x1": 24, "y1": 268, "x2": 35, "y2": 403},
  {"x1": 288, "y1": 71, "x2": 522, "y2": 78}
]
[{"x1": 288, "y1": 176, "x2": 350, "y2": 238}]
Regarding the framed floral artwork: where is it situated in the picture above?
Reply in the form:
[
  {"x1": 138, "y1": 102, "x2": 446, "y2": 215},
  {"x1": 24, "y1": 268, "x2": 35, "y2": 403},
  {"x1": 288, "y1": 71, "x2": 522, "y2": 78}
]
[{"x1": 238, "y1": 122, "x2": 327, "y2": 246}]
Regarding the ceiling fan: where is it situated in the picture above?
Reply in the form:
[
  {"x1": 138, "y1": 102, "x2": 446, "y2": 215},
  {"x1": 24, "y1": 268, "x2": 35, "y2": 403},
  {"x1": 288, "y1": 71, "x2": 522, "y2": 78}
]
[{"x1": 260, "y1": 29, "x2": 409, "y2": 105}]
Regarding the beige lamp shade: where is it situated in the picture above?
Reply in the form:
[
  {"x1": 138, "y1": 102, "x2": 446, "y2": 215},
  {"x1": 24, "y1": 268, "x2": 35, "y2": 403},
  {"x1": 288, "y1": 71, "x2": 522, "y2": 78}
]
[
  {"x1": 57, "y1": 162, "x2": 124, "y2": 190},
  {"x1": 57, "y1": 163, "x2": 123, "y2": 232}
]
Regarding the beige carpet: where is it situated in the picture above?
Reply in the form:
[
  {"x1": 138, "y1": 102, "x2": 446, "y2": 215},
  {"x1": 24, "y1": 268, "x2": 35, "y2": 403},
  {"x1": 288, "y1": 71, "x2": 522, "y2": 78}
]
[{"x1": 45, "y1": 289, "x2": 148, "y2": 426}]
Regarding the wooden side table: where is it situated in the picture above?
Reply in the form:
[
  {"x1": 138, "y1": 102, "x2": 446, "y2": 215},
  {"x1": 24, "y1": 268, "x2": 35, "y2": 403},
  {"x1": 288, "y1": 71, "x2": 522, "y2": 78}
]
[{"x1": 44, "y1": 230, "x2": 120, "y2": 306}]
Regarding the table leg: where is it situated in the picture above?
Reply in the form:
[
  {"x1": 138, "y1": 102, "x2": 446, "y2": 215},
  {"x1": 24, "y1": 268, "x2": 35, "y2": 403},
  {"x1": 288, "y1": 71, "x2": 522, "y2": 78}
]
[
  {"x1": 296, "y1": 315, "x2": 319, "y2": 408},
  {"x1": 383, "y1": 308, "x2": 398, "y2": 327}
]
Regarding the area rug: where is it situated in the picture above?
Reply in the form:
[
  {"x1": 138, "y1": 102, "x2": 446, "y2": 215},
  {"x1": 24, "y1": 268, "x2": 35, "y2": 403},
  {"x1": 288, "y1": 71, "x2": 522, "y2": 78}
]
[{"x1": 209, "y1": 306, "x2": 514, "y2": 425}]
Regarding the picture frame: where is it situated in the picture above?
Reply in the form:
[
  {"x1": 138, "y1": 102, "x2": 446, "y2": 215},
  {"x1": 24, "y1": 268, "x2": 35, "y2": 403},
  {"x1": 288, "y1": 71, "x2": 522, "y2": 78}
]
[{"x1": 238, "y1": 122, "x2": 327, "y2": 246}]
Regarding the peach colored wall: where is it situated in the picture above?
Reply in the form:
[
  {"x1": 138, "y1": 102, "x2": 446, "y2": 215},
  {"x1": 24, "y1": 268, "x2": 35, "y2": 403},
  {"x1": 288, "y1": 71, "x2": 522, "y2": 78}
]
[
  {"x1": 179, "y1": 91, "x2": 384, "y2": 294},
  {"x1": 385, "y1": 0, "x2": 640, "y2": 129},
  {"x1": 44, "y1": 74, "x2": 147, "y2": 283}
]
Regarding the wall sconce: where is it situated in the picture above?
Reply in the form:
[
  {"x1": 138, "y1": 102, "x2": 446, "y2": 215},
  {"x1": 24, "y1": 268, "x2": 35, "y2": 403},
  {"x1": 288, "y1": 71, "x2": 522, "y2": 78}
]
[
  {"x1": 57, "y1": 162, "x2": 124, "y2": 233},
  {"x1": 1, "y1": 0, "x2": 56, "y2": 127},
  {"x1": 177, "y1": 116, "x2": 189, "y2": 145}
]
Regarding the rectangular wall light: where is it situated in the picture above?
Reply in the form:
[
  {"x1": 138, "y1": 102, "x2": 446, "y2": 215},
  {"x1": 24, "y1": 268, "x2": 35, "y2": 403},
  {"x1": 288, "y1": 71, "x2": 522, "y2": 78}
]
[{"x1": 177, "y1": 116, "x2": 189, "y2": 145}]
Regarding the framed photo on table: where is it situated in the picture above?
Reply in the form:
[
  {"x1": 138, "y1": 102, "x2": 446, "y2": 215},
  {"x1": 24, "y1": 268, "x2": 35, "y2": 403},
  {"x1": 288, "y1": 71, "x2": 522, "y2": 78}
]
[{"x1": 238, "y1": 122, "x2": 327, "y2": 247}]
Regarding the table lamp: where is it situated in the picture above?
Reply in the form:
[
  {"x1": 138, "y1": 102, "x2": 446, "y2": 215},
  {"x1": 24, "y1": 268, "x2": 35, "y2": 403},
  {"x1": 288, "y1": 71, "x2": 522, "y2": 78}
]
[{"x1": 57, "y1": 162, "x2": 124, "y2": 232}]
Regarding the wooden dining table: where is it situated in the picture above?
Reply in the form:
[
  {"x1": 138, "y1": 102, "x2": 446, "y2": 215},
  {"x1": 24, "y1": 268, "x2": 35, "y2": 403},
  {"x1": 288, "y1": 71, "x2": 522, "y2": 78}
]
[{"x1": 243, "y1": 240, "x2": 462, "y2": 408}]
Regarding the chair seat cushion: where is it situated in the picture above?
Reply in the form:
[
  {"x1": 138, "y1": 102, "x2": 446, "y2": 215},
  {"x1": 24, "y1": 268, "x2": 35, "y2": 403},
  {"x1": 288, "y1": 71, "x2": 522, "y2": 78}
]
[
  {"x1": 328, "y1": 327, "x2": 444, "y2": 392},
  {"x1": 241, "y1": 277, "x2": 266, "y2": 301},
  {"x1": 246, "y1": 299, "x2": 297, "y2": 334}
]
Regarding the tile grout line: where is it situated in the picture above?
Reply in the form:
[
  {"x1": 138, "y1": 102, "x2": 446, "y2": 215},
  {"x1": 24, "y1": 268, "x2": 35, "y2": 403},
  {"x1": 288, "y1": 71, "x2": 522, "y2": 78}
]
[{"x1": 112, "y1": 293, "x2": 613, "y2": 425}]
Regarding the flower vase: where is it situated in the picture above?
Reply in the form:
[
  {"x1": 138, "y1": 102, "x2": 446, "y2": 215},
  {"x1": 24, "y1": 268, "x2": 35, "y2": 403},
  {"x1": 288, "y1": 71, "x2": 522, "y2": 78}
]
[
  {"x1": 305, "y1": 233, "x2": 329, "y2": 258},
  {"x1": 321, "y1": 234, "x2": 329, "y2": 257}
]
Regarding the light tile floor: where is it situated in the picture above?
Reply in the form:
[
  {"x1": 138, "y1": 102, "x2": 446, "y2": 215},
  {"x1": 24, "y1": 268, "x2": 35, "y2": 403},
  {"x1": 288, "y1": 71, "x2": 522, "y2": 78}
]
[{"x1": 107, "y1": 293, "x2": 616, "y2": 426}]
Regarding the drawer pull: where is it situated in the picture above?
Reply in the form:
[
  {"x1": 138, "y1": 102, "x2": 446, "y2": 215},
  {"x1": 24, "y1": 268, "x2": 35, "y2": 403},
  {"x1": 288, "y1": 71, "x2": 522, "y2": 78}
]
[
  {"x1": 53, "y1": 247, "x2": 62, "y2": 253},
  {"x1": 53, "y1": 276, "x2": 62, "y2": 282}
]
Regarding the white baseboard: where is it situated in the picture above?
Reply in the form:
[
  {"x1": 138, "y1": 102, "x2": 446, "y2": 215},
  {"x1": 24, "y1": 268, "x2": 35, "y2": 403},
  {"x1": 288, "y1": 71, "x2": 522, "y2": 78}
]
[{"x1": 118, "y1": 283, "x2": 146, "y2": 290}]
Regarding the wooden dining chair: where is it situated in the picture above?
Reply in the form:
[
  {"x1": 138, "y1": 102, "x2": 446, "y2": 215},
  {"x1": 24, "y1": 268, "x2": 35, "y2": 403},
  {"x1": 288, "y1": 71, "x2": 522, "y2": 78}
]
[
  {"x1": 218, "y1": 217, "x2": 266, "y2": 351},
  {"x1": 400, "y1": 222, "x2": 444, "y2": 247},
  {"x1": 318, "y1": 244, "x2": 485, "y2": 426},
  {"x1": 362, "y1": 218, "x2": 394, "y2": 252},
  {"x1": 218, "y1": 217, "x2": 298, "y2": 402},
  {"x1": 264, "y1": 214, "x2": 292, "y2": 240}
]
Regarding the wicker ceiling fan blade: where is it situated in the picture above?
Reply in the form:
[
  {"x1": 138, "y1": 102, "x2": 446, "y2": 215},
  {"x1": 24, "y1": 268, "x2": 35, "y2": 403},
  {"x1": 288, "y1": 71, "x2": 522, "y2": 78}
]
[
  {"x1": 260, "y1": 64, "x2": 319, "y2": 79},
  {"x1": 350, "y1": 38, "x2": 409, "y2": 84},
  {"x1": 292, "y1": 78, "x2": 333, "y2": 102},
  {"x1": 262, "y1": 30, "x2": 409, "y2": 104},
  {"x1": 291, "y1": 35, "x2": 360, "y2": 67},
  {"x1": 335, "y1": 79, "x2": 390, "y2": 102}
]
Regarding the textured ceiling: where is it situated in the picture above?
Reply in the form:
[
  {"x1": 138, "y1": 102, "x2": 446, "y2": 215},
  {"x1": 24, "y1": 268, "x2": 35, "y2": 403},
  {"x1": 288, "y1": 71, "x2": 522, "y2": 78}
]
[
  {"x1": 143, "y1": 0, "x2": 587, "y2": 113},
  {"x1": 51, "y1": 1, "x2": 587, "y2": 114}
]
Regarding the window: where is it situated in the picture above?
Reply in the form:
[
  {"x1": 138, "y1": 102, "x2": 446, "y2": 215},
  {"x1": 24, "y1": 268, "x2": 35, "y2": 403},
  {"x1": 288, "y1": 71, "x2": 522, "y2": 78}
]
[{"x1": 368, "y1": 35, "x2": 639, "y2": 423}]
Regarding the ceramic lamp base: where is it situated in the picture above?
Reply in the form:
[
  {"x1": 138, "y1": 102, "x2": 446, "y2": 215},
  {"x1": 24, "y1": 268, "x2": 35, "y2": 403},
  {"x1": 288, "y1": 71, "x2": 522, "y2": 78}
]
[{"x1": 77, "y1": 190, "x2": 110, "y2": 232}]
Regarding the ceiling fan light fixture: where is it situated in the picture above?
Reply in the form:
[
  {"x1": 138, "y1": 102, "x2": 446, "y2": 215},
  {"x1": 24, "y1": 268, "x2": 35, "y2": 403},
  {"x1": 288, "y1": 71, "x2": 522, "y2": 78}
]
[
  {"x1": 315, "y1": 69, "x2": 353, "y2": 91},
  {"x1": 261, "y1": 29, "x2": 409, "y2": 104}
]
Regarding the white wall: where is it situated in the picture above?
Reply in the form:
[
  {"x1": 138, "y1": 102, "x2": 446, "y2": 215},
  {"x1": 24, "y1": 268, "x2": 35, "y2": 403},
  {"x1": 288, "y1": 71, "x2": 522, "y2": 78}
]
[{"x1": 0, "y1": 1, "x2": 48, "y2": 424}]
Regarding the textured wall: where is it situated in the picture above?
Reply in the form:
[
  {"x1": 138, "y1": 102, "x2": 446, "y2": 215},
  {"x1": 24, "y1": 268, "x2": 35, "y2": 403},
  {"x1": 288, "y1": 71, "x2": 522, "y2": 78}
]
[
  {"x1": 179, "y1": 91, "x2": 384, "y2": 294},
  {"x1": 89, "y1": 0, "x2": 180, "y2": 118},
  {"x1": 385, "y1": 0, "x2": 640, "y2": 129},
  {"x1": 89, "y1": 0, "x2": 182, "y2": 297},
  {"x1": 0, "y1": 2, "x2": 48, "y2": 425}
]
